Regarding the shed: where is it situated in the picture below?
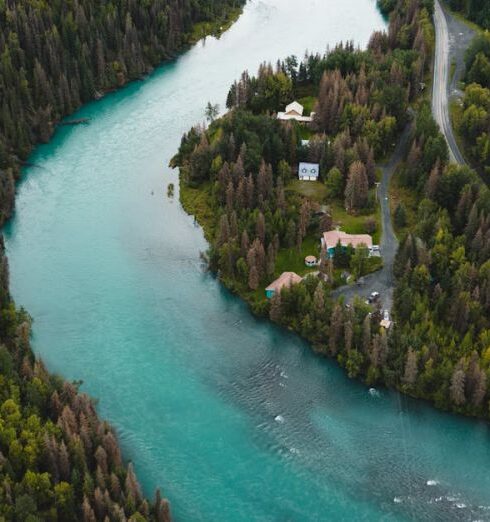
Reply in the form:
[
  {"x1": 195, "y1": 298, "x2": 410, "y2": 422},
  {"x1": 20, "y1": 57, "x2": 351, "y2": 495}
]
[
  {"x1": 380, "y1": 319, "x2": 392, "y2": 330},
  {"x1": 305, "y1": 256, "x2": 317, "y2": 267}
]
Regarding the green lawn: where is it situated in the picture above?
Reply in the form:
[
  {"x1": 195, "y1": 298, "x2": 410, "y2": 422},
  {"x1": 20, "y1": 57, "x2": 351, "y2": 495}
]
[
  {"x1": 275, "y1": 235, "x2": 320, "y2": 277},
  {"x1": 296, "y1": 125, "x2": 315, "y2": 141},
  {"x1": 298, "y1": 96, "x2": 317, "y2": 115},
  {"x1": 328, "y1": 200, "x2": 382, "y2": 244},
  {"x1": 287, "y1": 180, "x2": 381, "y2": 243},
  {"x1": 287, "y1": 180, "x2": 328, "y2": 203}
]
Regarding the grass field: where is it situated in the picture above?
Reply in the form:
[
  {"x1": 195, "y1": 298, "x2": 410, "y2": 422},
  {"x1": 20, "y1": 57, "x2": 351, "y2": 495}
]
[
  {"x1": 298, "y1": 96, "x2": 317, "y2": 115},
  {"x1": 275, "y1": 236, "x2": 320, "y2": 277},
  {"x1": 287, "y1": 180, "x2": 382, "y2": 243},
  {"x1": 328, "y1": 201, "x2": 382, "y2": 244},
  {"x1": 287, "y1": 180, "x2": 328, "y2": 202}
]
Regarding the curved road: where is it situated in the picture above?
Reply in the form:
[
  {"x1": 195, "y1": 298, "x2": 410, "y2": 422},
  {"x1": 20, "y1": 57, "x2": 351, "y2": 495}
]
[{"x1": 432, "y1": 0, "x2": 467, "y2": 165}]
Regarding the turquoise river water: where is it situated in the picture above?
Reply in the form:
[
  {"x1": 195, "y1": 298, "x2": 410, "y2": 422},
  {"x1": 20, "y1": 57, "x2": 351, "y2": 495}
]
[{"x1": 5, "y1": 1, "x2": 490, "y2": 520}]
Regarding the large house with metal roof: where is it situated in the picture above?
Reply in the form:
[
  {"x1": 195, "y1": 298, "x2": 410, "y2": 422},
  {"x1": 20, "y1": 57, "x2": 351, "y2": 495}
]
[{"x1": 322, "y1": 230, "x2": 373, "y2": 258}]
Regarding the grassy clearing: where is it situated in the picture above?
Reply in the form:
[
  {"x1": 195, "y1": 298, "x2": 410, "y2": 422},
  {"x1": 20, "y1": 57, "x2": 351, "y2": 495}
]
[
  {"x1": 287, "y1": 179, "x2": 381, "y2": 243},
  {"x1": 296, "y1": 125, "x2": 315, "y2": 141},
  {"x1": 275, "y1": 235, "x2": 320, "y2": 277},
  {"x1": 287, "y1": 180, "x2": 328, "y2": 203},
  {"x1": 298, "y1": 96, "x2": 317, "y2": 115},
  {"x1": 328, "y1": 201, "x2": 382, "y2": 244}
]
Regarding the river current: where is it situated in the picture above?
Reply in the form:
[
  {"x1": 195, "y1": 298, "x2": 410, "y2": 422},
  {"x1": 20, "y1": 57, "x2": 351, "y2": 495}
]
[{"x1": 5, "y1": 1, "x2": 490, "y2": 520}]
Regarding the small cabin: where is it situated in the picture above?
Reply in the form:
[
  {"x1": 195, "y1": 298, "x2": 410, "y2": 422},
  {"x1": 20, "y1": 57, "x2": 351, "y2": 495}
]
[
  {"x1": 298, "y1": 162, "x2": 319, "y2": 181},
  {"x1": 265, "y1": 272, "x2": 303, "y2": 299},
  {"x1": 277, "y1": 101, "x2": 314, "y2": 123}
]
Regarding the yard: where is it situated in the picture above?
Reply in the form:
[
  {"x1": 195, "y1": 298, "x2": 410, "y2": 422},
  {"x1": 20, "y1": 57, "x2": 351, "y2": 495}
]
[
  {"x1": 287, "y1": 180, "x2": 382, "y2": 244},
  {"x1": 287, "y1": 180, "x2": 328, "y2": 202},
  {"x1": 275, "y1": 235, "x2": 320, "y2": 277}
]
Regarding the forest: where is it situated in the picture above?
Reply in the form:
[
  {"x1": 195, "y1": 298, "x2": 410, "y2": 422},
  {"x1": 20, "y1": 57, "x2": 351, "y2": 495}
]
[
  {"x1": 0, "y1": 235, "x2": 171, "y2": 521},
  {"x1": 445, "y1": 0, "x2": 490, "y2": 29},
  {"x1": 0, "y1": 0, "x2": 245, "y2": 223},
  {"x1": 176, "y1": 0, "x2": 434, "y2": 298},
  {"x1": 0, "y1": 0, "x2": 246, "y2": 519},
  {"x1": 453, "y1": 33, "x2": 490, "y2": 176},
  {"x1": 175, "y1": 0, "x2": 490, "y2": 420}
]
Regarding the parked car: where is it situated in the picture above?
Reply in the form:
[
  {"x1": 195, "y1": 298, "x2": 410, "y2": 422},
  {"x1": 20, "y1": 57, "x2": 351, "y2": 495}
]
[{"x1": 367, "y1": 291, "x2": 380, "y2": 304}]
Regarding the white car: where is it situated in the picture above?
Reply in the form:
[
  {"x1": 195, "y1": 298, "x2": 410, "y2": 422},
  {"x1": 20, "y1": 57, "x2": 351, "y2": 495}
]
[{"x1": 367, "y1": 291, "x2": 380, "y2": 304}]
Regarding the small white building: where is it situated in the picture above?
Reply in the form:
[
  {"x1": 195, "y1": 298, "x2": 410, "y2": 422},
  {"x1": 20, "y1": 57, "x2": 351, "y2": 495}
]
[
  {"x1": 298, "y1": 162, "x2": 320, "y2": 181},
  {"x1": 305, "y1": 255, "x2": 317, "y2": 267},
  {"x1": 277, "y1": 101, "x2": 314, "y2": 123}
]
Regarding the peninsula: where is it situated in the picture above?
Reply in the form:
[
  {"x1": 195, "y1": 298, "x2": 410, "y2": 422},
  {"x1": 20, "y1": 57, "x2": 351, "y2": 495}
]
[{"x1": 175, "y1": 0, "x2": 490, "y2": 421}]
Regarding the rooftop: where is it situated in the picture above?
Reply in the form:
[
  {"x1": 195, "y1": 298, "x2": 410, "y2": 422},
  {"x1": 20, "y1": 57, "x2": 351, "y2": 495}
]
[
  {"x1": 323, "y1": 230, "x2": 373, "y2": 250},
  {"x1": 277, "y1": 100, "x2": 314, "y2": 122},
  {"x1": 266, "y1": 272, "x2": 303, "y2": 294}
]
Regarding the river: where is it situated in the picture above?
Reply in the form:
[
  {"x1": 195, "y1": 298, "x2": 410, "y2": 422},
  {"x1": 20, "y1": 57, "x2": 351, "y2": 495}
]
[{"x1": 4, "y1": 0, "x2": 490, "y2": 520}]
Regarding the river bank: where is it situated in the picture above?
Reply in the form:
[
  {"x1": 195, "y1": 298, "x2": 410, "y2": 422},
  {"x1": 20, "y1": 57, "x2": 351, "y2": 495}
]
[
  {"x1": 0, "y1": 2, "x2": 245, "y2": 519},
  {"x1": 0, "y1": 1, "x2": 245, "y2": 227},
  {"x1": 175, "y1": 0, "x2": 490, "y2": 425},
  {"x1": 174, "y1": 0, "x2": 431, "y2": 404}
]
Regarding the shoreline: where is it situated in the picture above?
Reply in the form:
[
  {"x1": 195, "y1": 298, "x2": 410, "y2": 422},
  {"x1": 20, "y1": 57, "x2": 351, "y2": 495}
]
[
  {"x1": 175, "y1": 0, "x2": 490, "y2": 422},
  {"x1": 0, "y1": 4, "x2": 246, "y2": 518}
]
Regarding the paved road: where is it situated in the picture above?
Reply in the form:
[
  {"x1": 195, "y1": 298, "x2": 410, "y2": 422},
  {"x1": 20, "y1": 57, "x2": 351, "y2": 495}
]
[
  {"x1": 432, "y1": 0, "x2": 467, "y2": 165},
  {"x1": 333, "y1": 125, "x2": 412, "y2": 311}
]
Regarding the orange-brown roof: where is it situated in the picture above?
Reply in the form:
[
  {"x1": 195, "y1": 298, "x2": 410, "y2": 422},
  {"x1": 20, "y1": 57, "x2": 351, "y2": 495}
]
[
  {"x1": 323, "y1": 230, "x2": 373, "y2": 250},
  {"x1": 266, "y1": 272, "x2": 303, "y2": 293}
]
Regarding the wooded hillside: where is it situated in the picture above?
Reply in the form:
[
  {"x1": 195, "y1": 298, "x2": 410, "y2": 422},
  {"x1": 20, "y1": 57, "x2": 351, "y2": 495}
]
[
  {"x1": 0, "y1": 1, "x2": 245, "y2": 519},
  {"x1": 0, "y1": 0, "x2": 244, "y2": 223}
]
